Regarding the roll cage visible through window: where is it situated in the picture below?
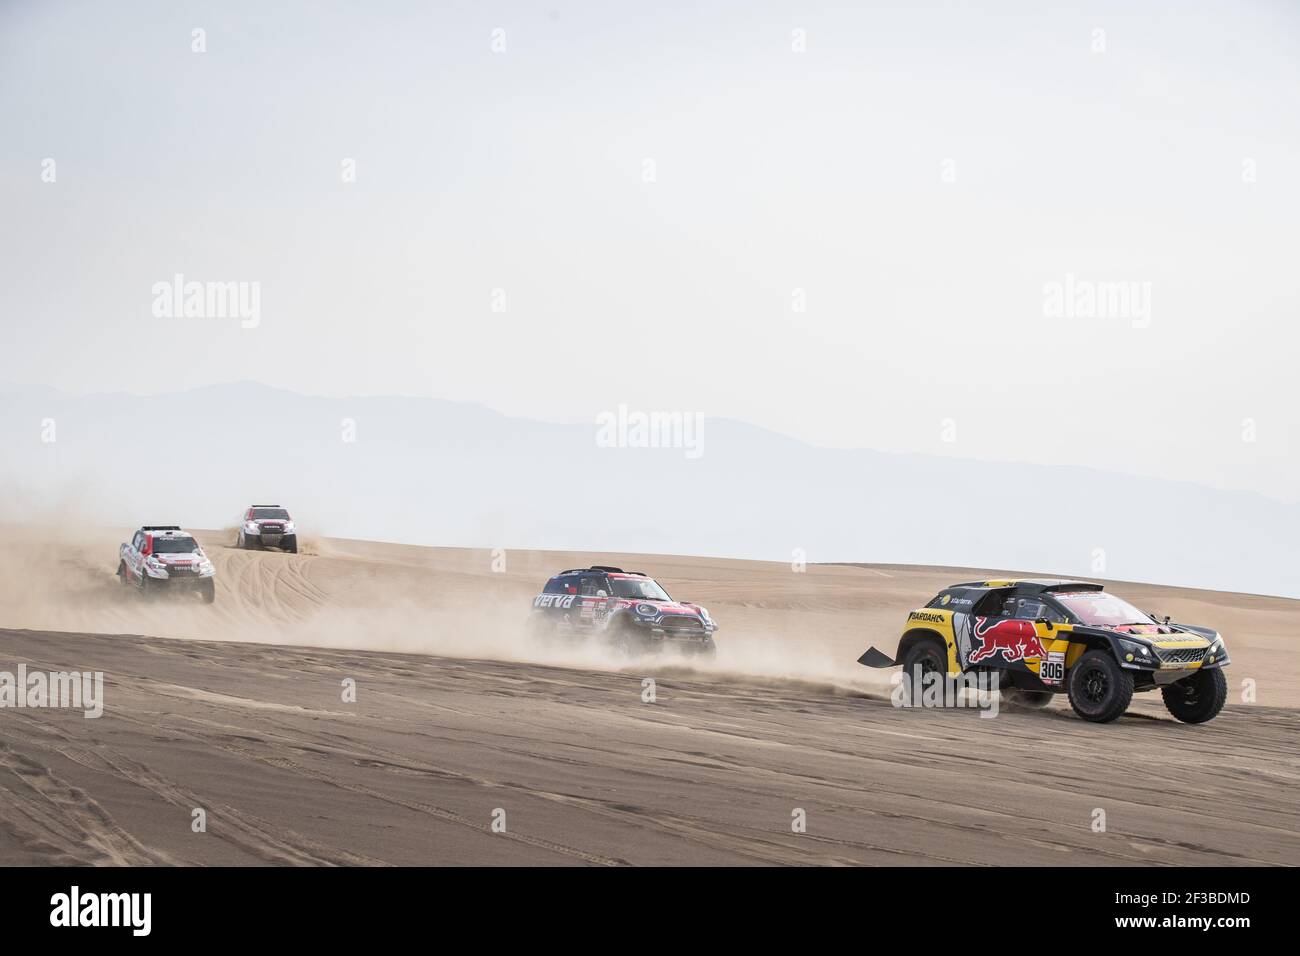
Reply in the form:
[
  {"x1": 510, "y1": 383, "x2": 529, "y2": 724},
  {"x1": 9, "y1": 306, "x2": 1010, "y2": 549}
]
[
  {"x1": 1010, "y1": 593, "x2": 1067, "y2": 624},
  {"x1": 971, "y1": 589, "x2": 1011, "y2": 617},
  {"x1": 578, "y1": 574, "x2": 609, "y2": 597},
  {"x1": 969, "y1": 588, "x2": 1066, "y2": 624}
]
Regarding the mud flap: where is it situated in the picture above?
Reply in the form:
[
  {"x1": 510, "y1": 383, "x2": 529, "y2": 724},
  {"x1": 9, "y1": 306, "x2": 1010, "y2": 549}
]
[{"x1": 857, "y1": 647, "x2": 895, "y2": 668}]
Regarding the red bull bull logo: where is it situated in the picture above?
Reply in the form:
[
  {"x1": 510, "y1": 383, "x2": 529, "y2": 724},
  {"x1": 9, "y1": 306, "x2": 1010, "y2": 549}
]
[{"x1": 969, "y1": 617, "x2": 1047, "y2": 664}]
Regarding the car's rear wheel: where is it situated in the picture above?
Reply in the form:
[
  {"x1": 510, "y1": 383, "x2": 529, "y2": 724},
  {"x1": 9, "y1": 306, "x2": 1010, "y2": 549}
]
[
  {"x1": 1004, "y1": 689, "x2": 1054, "y2": 710},
  {"x1": 898, "y1": 638, "x2": 947, "y2": 705},
  {"x1": 1066, "y1": 650, "x2": 1133, "y2": 723},
  {"x1": 1162, "y1": 667, "x2": 1227, "y2": 724}
]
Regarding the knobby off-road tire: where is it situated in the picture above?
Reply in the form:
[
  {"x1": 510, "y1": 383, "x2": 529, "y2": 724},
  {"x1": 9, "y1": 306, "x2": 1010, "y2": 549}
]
[
  {"x1": 1067, "y1": 650, "x2": 1134, "y2": 723},
  {"x1": 1162, "y1": 667, "x2": 1227, "y2": 724}
]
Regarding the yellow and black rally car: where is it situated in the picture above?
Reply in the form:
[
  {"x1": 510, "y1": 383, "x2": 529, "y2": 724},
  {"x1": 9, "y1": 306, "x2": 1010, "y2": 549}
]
[{"x1": 858, "y1": 579, "x2": 1230, "y2": 723}]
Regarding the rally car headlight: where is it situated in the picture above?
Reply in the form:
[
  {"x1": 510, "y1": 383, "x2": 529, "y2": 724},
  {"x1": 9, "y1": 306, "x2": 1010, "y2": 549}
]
[
  {"x1": 283, "y1": 522, "x2": 296, "y2": 533},
  {"x1": 1117, "y1": 638, "x2": 1153, "y2": 663},
  {"x1": 1206, "y1": 635, "x2": 1229, "y2": 665},
  {"x1": 635, "y1": 604, "x2": 658, "y2": 617},
  {"x1": 244, "y1": 521, "x2": 259, "y2": 532}
]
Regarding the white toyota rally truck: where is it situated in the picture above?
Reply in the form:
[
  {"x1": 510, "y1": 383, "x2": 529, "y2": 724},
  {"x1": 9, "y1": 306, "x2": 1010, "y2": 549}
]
[{"x1": 117, "y1": 525, "x2": 217, "y2": 603}]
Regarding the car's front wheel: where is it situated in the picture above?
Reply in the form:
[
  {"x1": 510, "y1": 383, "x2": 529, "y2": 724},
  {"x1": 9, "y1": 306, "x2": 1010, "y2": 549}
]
[
  {"x1": 199, "y1": 579, "x2": 216, "y2": 605},
  {"x1": 610, "y1": 620, "x2": 649, "y2": 659},
  {"x1": 1162, "y1": 667, "x2": 1227, "y2": 724},
  {"x1": 1066, "y1": 650, "x2": 1134, "y2": 723}
]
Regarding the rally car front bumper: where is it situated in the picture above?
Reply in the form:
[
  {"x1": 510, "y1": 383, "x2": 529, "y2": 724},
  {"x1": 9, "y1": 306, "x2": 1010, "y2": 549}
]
[
  {"x1": 243, "y1": 526, "x2": 298, "y2": 550},
  {"x1": 630, "y1": 614, "x2": 717, "y2": 655}
]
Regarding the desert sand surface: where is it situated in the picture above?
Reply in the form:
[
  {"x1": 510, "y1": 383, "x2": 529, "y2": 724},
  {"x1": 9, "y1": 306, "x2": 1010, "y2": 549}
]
[{"x1": 0, "y1": 528, "x2": 1297, "y2": 865}]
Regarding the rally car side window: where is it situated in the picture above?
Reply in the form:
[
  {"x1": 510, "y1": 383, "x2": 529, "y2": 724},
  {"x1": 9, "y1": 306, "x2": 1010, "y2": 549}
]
[
  {"x1": 578, "y1": 575, "x2": 607, "y2": 597},
  {"x1": 971, "y1": 589, "x2": 1012, "y2": 617},
  {"x1": 1012, "y1": 598, "x2": 1043, "y2": 620},
  {"x1": 543, "y1": 577, "x2": 569, "y2": 594},
  {"x1": 1011, "y1": 596, "x2": 1065, "y2": 623}
]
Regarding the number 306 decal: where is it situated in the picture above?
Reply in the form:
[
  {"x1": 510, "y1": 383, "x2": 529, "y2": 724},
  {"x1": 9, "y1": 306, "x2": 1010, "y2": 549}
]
[{"x1": 1039, "y1": 651, "x2": 1066, "y2": 685}]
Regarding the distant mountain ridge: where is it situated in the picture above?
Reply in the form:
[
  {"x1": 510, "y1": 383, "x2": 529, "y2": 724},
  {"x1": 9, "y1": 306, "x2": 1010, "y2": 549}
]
[{"x1": 1, "y1": 381, "x2": 1295, "y2": 598}]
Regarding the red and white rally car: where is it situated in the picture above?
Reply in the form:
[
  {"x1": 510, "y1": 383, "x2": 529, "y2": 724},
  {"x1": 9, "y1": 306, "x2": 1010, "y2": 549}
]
[
  {"x1": 235, "y1": 505, "x2": 298, "y2": 553},
  {"x1": 528, "y1": 566, "x2": 717, "y2": 658},
  {"x1": 117, "y1": 526, "x2": 216, "y2": 603}
]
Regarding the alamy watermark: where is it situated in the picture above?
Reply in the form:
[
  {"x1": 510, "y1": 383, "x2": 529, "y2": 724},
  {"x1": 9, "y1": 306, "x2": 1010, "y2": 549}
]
[
  {"x1": 595, "y1": 405, "x2": 704, "y2": 459},
  {"x1": 891, "y1": 669, "x2": 1001, "y2": 718},
  {"x1": 1043, "y1": 273, "x2": 1151, "y2": 328},
  {"x1": 50, "y1": 886, "x2": 150, "y2": 936},
  {"x1": 152, "y1": 273, "x2": 261, "y2": 328},
  {"x1": 0, "y1": 665, "x2": 104, "y2": 718}
]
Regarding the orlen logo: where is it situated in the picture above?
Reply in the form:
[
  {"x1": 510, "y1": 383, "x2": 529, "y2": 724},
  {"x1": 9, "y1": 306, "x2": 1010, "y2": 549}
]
[{"x1": 969, "y1": 617, "x2": 1047, "y2": 664}]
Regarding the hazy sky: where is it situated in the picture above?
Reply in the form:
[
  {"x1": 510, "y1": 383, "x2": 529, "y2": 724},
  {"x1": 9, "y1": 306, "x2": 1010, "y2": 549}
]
[{"x1": 3, "y1": 0, "x2": 1298, "y2": 501}]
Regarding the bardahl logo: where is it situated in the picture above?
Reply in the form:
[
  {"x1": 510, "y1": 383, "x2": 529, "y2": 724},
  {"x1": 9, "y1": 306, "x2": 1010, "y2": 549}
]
[
  {"x1": 909, "y1": 611, "x2": 947, "y2": 624},
  {"x1": 50, "y1": 886, "x2": 151, "y2": 936}
]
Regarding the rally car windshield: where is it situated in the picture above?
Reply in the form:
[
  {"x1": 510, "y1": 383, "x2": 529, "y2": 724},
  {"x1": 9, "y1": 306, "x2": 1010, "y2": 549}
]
[
  {"x1": 1054, "y1": 591, "x2": 1152, "y2": 628},
  {"x1": 152, "y1": 536, "x2": 200, "y2": 554},
  {"x1": 610, "y1": 578, "x2": 671, "y2": 601},
  {"x1": 251, "y1": 508, "x2": 290, "y2": 519}
]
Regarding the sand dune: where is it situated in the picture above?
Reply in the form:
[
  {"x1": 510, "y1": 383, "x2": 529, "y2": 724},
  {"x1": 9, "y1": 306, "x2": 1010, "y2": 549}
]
[{"x1": 0, "y1": 529, "x2": 1297, "y2": 865}]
